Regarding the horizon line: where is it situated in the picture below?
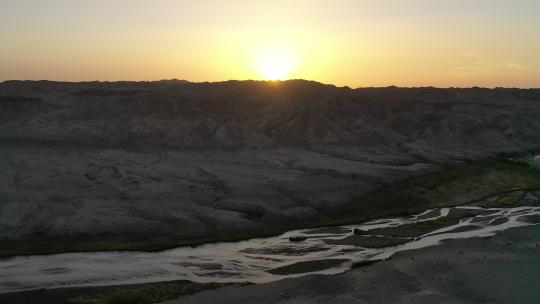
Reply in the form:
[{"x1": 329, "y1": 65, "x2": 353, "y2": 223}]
[{"x1": 1, "y1": 78, "x2": 539, "y2": 90}]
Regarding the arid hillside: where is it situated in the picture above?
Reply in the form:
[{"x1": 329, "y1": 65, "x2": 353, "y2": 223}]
[
  {"x1": 2, "y1": 80, "x2": 540, "y2": 154},
  {"x1": 1, "y1": 80, "x2": 539, "y2": 251}
]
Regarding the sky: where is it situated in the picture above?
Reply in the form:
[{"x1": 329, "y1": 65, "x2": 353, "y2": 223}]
[{"x1": 1, "y1": 0, "x2": 539, "y2": 88}]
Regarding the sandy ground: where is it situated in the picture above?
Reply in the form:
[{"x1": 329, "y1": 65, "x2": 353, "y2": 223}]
[{"x1": 164, "y1": 225, "x2": 540, "y2": 304}]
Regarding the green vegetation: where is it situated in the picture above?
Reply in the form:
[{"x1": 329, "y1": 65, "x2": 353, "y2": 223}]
[
  {"x1": 496, "y1": 195, "x2": 520, "y2": 206},
  {"x1": 476, "y1": 191, "x2": 528, "y2": 208},
  {"x1": 0, "y1": 281, "x2": 233, "y2": 304},
  {"x1": 324, "y1": 158, "x2": 540, "y2": 227}
]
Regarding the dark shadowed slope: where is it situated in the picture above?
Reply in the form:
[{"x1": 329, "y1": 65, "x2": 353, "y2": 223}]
[
  {"x1": 2, "y1": 80, "x2": 540, "y2": 153},
  {"x1": 1, "y1": 80, "x2": 540, "y2": 255}
]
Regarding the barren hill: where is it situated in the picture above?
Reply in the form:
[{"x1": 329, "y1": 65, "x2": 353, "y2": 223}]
[{"x1": 1, "y1": 80, "x2": 539, "y2": 250}]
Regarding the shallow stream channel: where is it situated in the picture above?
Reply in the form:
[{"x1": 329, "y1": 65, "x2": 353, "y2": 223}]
[{"x1": 1, "y1": 192, "x2": 539, "y2": 293}]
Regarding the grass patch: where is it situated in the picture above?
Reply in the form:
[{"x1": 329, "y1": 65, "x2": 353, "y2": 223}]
[
  {"x1": 497, "y1": 195, "x2": 519, "y2": 205},
  {"x1": 324, "y1": 158, "x2": 540, "y2": 227},
  {"x1": 474, "y1": 191, "x2": 528, "y2": 208}
]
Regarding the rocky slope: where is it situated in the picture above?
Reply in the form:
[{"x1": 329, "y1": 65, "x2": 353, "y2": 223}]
[{"x1": 1, "y1": 80, "x2": 539, "y2": 246}]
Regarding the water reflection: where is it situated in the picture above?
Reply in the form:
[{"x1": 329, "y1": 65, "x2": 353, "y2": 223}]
[{"x1": 0, "y1": 195, "x2": 538, "y2": 293}]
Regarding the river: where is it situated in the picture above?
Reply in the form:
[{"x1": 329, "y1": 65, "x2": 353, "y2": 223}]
[{"x1": 0, "y1": 199, "x2": 538, "y2": 293}]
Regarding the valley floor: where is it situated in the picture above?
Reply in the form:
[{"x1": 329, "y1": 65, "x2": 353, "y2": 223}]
[
  {"x1": 3, "y1": 222, "x2": 537, "y2": 304},
  {"x1": 165, "y1": 224, "x2": 540, "y2": 304}
]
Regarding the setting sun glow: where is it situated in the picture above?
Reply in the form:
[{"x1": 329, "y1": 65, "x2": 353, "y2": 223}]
[
  {"x1": 253, "y1": 45, "x2": 296, "y2": 80},
  {"x1": 1, "y1": 1, "x2": 539, "y2": 87}
]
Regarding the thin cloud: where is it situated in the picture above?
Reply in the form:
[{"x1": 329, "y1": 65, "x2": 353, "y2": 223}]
[{"x1": 451, "y1": 51, "x2": 525, "y2": 75}]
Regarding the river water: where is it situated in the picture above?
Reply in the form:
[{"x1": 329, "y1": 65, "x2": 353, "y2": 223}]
[{"x1": 0, "y1": 200, "x2": 538, "y2": 293}]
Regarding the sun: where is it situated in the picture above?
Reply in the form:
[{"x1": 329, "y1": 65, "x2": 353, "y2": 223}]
[{"x1": 253, "y1": 45, "x2": 296, "y2": 80}]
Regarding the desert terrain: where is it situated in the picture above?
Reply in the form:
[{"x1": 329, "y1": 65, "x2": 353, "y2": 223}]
[
  {"x1": 1, "y1": 80, "x2": 540, "y2": 303},
  {"x1": 1, "y1": 80, "x2": 540, "y2": 254}
]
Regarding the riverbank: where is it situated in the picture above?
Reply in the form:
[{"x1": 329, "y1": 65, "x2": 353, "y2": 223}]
[
  {"x1": 4, "y1": 219, "x2": 536, "y2": 304},
  {"x1": 2, "y1": 201, "x2": 537, "y2": 293},
  {"x1": 165, "y1": 223, "x2": 540, "y2": 304}
]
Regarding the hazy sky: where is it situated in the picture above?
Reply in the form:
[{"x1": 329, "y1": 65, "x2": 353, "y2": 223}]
[{"x1": 1, "y1": 0, "x2": 539, "y2": 87}]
